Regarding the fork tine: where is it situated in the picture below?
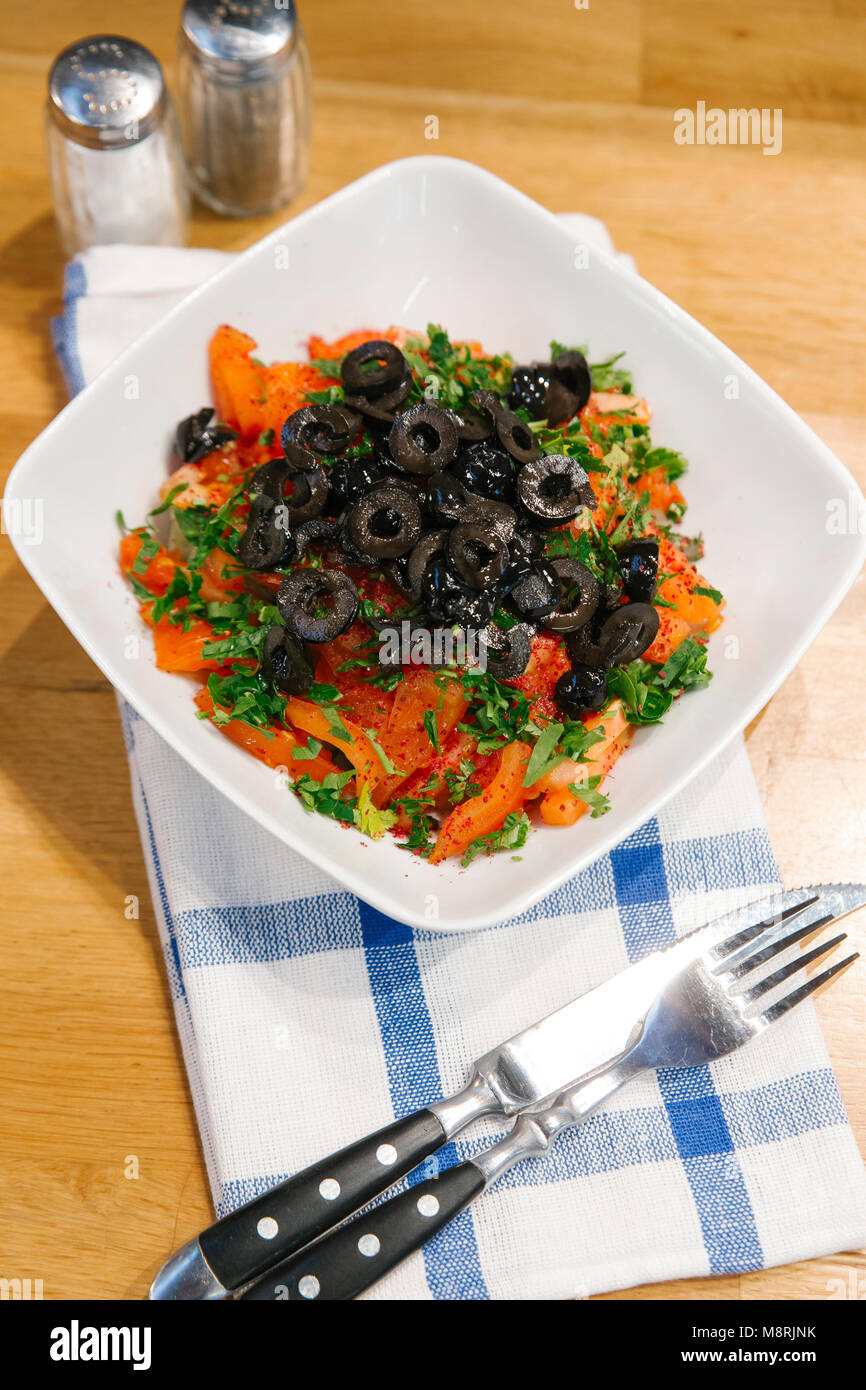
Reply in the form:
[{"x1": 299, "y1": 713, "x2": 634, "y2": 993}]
[
  {"x1": 759, "y1": 953, "x2": 859, "y2": 1025},
  {"x1": 741, "y1": 932, "x2": 848, "y2": 1004},
  {"x1": 711, "y1": 894, "x2": 820, "y2": 962},
  {"x1": 719, "y1": 912, "x2": 834, "y2": 980}
]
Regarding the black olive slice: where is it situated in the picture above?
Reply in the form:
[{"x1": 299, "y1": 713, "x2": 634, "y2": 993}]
[
  {"x1": 616, "y1": 538, "x2": 659, "y2": 603},
  {"x1": 249, "y1": 455, "x2": 291, "y2": 502},
  {"x1": 284, "y1": 461, "x2": 329, "y2": 524},
  {"x1": 506, "y1": 366, "x2": 550, "y2": 421},
  {"x1": 260, "y1": 624, "x2": 315, "y2": 696},
  {"x1": 281, "y1": 403, "x2": 357, "y2": 461},
  {"x1": 277, "y1": 568, "x2": 360, "y2": 643},
  {"x1": 447, "y1": 403, "x2": 492, "y2": 442},
  {"x1": 325, "y1": 455, "x2": 387, "y2": 513},
  {"x1": 549, "y1": 350, "x2": 592, "y2": 419},
  {"x1": 421, "y1": 556, "x2": 498, "y2": 629},
  {"x1": 546, "y1": 558, "x2": 601, "y2": 633},
  {"x1": 344, "y1": 373, "x2": 412, "y2": 423},
  {"x1": 450, "y1": 439, "x2": 515, "y2": 502},
  {"x1": 470, "y1": 389, "x2": 502, "y2": 424},
  {"x1": 345, "y1": 482, "x2": 421, "y2": 559},
  {"x1": 341, "y1": 339, "x2": 408, "y2": 396},
  {"x1": 544, "y1": 379, "x2": 579, "y2": 429},
  {"x1": 238, "y1": 494, "x2": 295, "y2": 570},
  {"x1": 510, "y1": 560, "x2": 562, "y2": 621},
  {"x1": 176, "y1": 407, "x2": 238, "y2": 463},
  {"x1": 597, "y1": 602, "x2": 660, "y2": 665},
  {"x1": 382, "y1": 554, "x2": 415, "y2": 599},
  {"x1": 510, "y1": 529, "x2": 545, "y2": 564},
  {"x1": 423, "y1": 471, "x2": 466, "y2": 527},
  {"x1": 494, "y1": 407, "x2": 541, "y2": 465},
  {"x1": 555, "y1": 663, "x2": 609, "y2": 716},
  {"x1": 501, "y1": 542, "x2": 535, "y2": 592},
  {"x1": 462, "y1": 495, "x2": 517, "y2": 544},
  {"x1": 293, "y1": 516, "x2": 340, "y2": 559},
  {"x1": 448, "y1": 523, "x2": 509, "y2": 590},
  {"x1": 407, "y1": 529, "x2": 449, "y2": 599},
  {"x1": 517, "y1": 453, "x2": 596, "y2": 524},
  {"x1": 483, "y1": 621, "x2": 533, "y2": 679},
  {"x1": 388, "y1": 402, "x2": 458, "y2": 474}
]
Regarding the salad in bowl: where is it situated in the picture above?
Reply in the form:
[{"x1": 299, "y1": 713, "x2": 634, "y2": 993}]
[{"x1": 119, "y1": 323, "x2": 723, "y2": 868}]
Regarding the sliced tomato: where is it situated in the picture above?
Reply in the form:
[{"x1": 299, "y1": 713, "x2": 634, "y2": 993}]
[{"x1": 506, "y1": 633, "x2": 570, "y2": 721}]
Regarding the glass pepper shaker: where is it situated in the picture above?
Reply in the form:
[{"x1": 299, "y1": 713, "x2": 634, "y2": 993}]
[
  {"x1": 46, "y1": 35, "x2": 189, "y2": 257},
  {"x1": 176, "y1": 0, "x2": 312, "y2": 218}
]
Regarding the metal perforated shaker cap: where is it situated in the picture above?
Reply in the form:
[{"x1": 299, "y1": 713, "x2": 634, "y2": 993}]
[
  {"x1": 47, "y1": 36, "x2": 167, "y2": 149},
  {"x1": 180, "y1": 0, "x2": 299, "y2": 80}
]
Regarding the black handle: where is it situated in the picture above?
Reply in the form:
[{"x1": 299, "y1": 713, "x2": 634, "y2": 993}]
[
  {"x1": 239, "y1": 1160, "x2": 486, "y2": 1300},
  {"x1": 199, "y1": 1108, "x2": 446, "y2": 1291}
]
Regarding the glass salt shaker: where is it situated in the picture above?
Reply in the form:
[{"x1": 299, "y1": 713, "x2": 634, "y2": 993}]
[
  {"x1": 46, "y1": 36, "x2": 189, "y2": 257},
  {"x1": 176, "y1": 0, "x2": 312, "y2": 218}
]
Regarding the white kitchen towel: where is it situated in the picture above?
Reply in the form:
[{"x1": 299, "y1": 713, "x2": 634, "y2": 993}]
[{"x1": 52, "y1": 230, "x2": 866, "y2": 1300}]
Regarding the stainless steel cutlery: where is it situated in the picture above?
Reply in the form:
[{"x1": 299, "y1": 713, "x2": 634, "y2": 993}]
[{"x1": 150, "y1": 883, "x2": 863, "y2": 1301}]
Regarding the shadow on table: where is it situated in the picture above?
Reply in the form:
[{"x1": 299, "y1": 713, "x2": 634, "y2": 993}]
[
  {"x1": 0, "y1": 586, "x2": 181, "y2": 1005},
  {"x1": 0, "y1": 211, "x2": 74, "y2": 429}
]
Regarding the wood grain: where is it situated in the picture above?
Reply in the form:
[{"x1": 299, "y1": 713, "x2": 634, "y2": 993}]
[{"x1": 0, "y1": 0, "x2": 864, "y2": 1302}]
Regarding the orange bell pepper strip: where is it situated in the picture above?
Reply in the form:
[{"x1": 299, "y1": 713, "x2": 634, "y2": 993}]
[
  {"x1": 375, "y1": 671, "x2": 468, "y2": 804},
  {"x1": 194, "y1": 688, "x2": 338, "y2": 783},
  {"x1": 119, "y1": 531, "x2": 181, "y2": 596},
  {"x1": 199, "y1": 545, "x2": 246, "y2": 603},
  {"x1": 283, "y1": 697, "x2": 387, "y2": 789},
  {"x1": 642, "y1": 609, "x2": 692, "y2": 665},
  {"x1": 429, "y1": 739, "x2": 531, "y2": 865},
  {"x1": 209, "y1": 324, "x2": 266, "y2": 438},
  {"x1": 656, "y1": 572, "x2": 724, "y2": 634},
  {"x1": 151, "y1": 612, "x2": 221, "y2": 672},
  {"x1": 528, "y1": 701, "x2": 628, "y2": 798},
  {"x1": 540, "y1": 729, "x2": 633, "y2": 826}
]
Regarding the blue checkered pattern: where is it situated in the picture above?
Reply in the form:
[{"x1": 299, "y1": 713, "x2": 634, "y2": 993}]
[{"x1": 54, "y1": 247, "x2": 866, "y2": 1300}]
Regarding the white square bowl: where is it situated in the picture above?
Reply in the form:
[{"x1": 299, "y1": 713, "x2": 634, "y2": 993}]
[{"x1": 8, "y1": 156, "x2": 865, "y2": 932}]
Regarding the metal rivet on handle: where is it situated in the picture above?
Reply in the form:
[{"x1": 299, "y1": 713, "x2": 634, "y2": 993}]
[
  {"x1": 357, "y1": 1234, "x2": 380, "y2": 1257},
  {"x1": 416, "y1": 1194, "x2": 439, "y2": 1218},
  {"x1": 298, "y1": 1275, "x2": 320, "y2": 1299},
  {"x1": 256, "y1": 1216, "x2": 279, "y2": 1239},
  {"x1": 318, "y1": 1178, "x2": 341, "y2": 1201},
  {"x1": 376, "y1": 1143, "x2": 397, "y2": 1166}
]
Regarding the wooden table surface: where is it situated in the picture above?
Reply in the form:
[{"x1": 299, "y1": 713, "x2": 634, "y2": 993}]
[{"x1": 1, "y1": 1, "x2": 865, "y2": 1301}]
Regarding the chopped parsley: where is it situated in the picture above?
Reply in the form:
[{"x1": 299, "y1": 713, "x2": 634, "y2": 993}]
[
  {"x1": 422, "y1": 709, "x2": 440, "y2": 753},
  {"x1": 567, "y1": 776, "x2": 611, "y2": 818},
  {"x1": 461, "y1": 811, "x2": 531, "y2": 866},
  {"x1": 293, "y1": 771, "x2": 356, "y2": 823}
]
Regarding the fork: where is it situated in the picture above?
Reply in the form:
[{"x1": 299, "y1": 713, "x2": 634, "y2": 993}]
[{"x1": 241, "y1": 909, "x2": 858, "y2": 1300}]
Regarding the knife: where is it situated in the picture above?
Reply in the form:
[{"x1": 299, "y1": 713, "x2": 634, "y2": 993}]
[{"x1": 150, "y1": 884, "x2": 863, "y2": 1299}]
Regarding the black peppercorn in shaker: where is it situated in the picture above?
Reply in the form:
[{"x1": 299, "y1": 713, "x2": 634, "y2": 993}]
[{"x1": 176, "y1": 0, "x2": 312, "y2": 218}]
